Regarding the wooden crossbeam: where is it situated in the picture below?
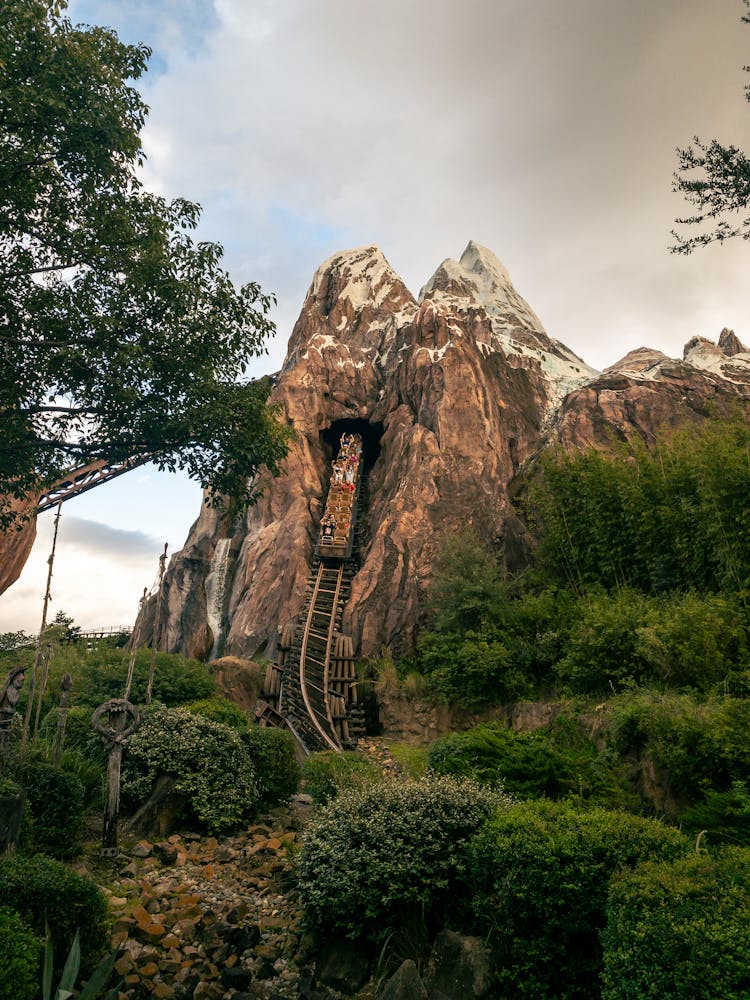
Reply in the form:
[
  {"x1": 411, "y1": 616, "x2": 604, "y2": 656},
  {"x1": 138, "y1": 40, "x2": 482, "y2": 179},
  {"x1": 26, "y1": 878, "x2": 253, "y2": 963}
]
[{"x1": 36, "y1": 455, "x2": 152, "y2": 514}]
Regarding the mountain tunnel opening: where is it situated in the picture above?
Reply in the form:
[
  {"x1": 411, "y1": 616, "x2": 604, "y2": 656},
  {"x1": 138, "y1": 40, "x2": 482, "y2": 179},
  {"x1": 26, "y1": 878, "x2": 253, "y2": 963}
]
[{"x1": 321, "y1": 418, "x2": 384, "y2": 469}]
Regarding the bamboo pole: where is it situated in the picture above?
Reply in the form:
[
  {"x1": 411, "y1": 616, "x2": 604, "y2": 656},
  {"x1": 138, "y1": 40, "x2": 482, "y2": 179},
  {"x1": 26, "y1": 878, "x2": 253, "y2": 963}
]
[
  {"x1": 22, "y1": 503, "x2": 62, "y2": 747},
  {"x1": 146, "y1": 543, "x2": 168, "y2": 705}
]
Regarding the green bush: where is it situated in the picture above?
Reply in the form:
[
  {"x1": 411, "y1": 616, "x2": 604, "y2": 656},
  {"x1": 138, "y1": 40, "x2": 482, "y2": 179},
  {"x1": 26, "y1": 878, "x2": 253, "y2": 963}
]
[
  {"x1": 635, "y1": 592, "x2": 749, "y2": 689},
  {"x1": 418, "y1": 625, "x2": 532, "y2": 705},
  {"x1": 297, "y1": 775, "x2": 511, "y2": 943},
  {"x1": 242, "y1": 726, "x2": 300, "y2": 806},
  {"x1": 184, "y1": 697, "x2": 251, "y2": 731},
  {"x1": 602, "y1": 848, "x2": 750, "y2": 999},
  {"x1": 468, "y1": 800, "x2": 688, "y2": 999},
  {"x1": 22, "y1": 763, "x2": 84, "y2": 859},
  {"x1": 0, "y1": 906, "x2": 41, "y2": 1000},
  {"x1": 27, "y1": 647, "x2": 218, "y2": 718},
  {"x1": 39, "y1": 706, "x2": 106, "y2": 765},
  {"x1": 554, "y1": 587, "x2": 651, "y2": 692},
  {"x1": 122, "y1": 705, "x2": 258, "y2": 834},
  {"x1": 300, "y1": 750, "x2": 380, "y2": 805},
  {"x1": 610, "y1": 691, "x2": 750, "y2": 818},
  {"x1": 527, "y1": 419, "x2": 750, "y2": 596},
  {"x1": 0, "y1": 855, "x2": 108, "y2": 976},
  {"x1": 681, "y1": 781, "x2": 750, "y2": 847},
  {"x1": 72, "y1": 650, "x2": 217, "y2": 708},
  {"x1": 427, "y1": 719, "x2": 637, "y2": 809}
]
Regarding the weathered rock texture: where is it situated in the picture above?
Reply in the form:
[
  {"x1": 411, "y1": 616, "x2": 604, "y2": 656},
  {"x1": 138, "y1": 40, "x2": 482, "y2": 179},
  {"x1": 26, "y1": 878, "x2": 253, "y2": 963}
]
[
  {"x1": 151, "y1": 244, "x2": 750, "y2": 661},
  {"x1": 0, "y1": 496, "x2": 37, "y2": 597}
]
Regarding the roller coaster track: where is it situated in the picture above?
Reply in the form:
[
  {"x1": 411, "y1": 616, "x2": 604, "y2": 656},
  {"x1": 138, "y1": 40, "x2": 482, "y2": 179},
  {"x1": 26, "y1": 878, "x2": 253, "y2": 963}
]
[
  {"x1": 259, "y1": 435, "x2": 367, "y2": 753},
  {"x1": 297, "y1": 563, "x2": 346, "y2": 750}
]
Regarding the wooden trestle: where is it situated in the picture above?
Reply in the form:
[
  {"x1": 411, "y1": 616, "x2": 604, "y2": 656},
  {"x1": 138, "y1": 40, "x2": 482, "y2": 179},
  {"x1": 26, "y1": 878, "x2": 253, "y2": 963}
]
[{"x1": 257, "y1": 434, "x2": 366, "y2": 753}]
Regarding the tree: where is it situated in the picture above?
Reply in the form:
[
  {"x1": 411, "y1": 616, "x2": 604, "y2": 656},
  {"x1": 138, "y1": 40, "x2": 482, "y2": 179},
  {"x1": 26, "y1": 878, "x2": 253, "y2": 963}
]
[
  {"x1": 671, "y1": 2, "x2": 750, "y2": 253},
  {"x1": 0, "y1": 0, "x2": 291, "y2": 527}
]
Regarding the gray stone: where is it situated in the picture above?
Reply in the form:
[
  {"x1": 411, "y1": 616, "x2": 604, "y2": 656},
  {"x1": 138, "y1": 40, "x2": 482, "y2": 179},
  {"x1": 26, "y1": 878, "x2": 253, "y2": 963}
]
[
  {"x1": 317, "y1": 939, "x2": 370, "y2": 994},
  {"x1": 425, "y1": 929, "x2": 494, "y2": 999},
  {"x1": 379, "y1": 959, "x2": 428, "y2": 1000}
]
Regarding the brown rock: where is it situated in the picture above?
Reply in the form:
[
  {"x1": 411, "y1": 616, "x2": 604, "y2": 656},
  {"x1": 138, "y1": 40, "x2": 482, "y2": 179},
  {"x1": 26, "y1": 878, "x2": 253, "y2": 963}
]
[
  {"x1": 131, "y1": 839, "x2": 153, "y2": 858},
  {"x1": 0, "y1": 493, "x2": 38, "y2": 597},
  {"x1": 139, "y1": 243, "x2": 750, "y2": 679}
]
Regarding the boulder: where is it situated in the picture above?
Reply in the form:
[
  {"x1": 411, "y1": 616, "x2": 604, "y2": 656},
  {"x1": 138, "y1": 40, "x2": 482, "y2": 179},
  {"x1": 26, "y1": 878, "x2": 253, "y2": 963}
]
[
  {"x1": 380, "y1": 959, "x2": 428, "y2": 1000},
  {"x1": 424, "y1": 929, "x2": 494, "y2": 999}
]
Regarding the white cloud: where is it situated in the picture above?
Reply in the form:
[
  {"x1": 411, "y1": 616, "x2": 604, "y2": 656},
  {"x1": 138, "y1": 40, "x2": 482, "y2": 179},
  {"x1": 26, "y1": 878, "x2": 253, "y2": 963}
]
[
  {"x1": 0, "y1": 517, "x2": 161, "y2": 634},
  {"x1": 8, "y1": 0, "x2": 750, "y2": 628}
]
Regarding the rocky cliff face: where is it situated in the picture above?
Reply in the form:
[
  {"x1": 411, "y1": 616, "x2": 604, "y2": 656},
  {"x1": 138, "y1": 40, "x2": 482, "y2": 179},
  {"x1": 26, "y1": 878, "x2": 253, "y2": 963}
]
[{"x1": 151, "y1": 244, "x2": 750, "y2": 662}]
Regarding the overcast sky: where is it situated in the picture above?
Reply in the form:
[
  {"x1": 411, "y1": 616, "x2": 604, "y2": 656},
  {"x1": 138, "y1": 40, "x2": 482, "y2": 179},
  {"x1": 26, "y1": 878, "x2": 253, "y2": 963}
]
[{"x1": 3, "y1": 0, "x2": 750, "y2": 634}]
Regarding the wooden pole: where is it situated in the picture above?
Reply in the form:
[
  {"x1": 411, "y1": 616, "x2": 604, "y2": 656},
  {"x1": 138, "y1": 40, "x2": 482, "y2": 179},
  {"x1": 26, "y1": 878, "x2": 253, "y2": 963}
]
[
  {"x1": 123, "y1": 588, "x2": 147, "y2": 702},
  {"x1": 53, "y1": 673, "x2": 72, "y2": 767},
  {"x1": 22, "y1": 503, "x2": 62, "y2": 747},
  {"x1": 32, "y1": 642, "x2": 53, "y2": 738},
  {"x1": 92, "y1": 699, "x2": 140, "y2": 857},
  {"x1": 146, "y1": 544, "x2": 168, "y2": 705}
]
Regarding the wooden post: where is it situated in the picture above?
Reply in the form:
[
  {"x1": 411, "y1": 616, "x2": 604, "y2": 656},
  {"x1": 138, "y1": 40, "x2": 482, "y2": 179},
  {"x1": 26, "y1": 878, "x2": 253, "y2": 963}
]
[
  {"x1": 22, "y1": 503, "x2": 62, "y2": 747},
  {"x1": 53, "y1": 673, "x2": 72, "y2": 767},
  {"x1": 124, "y1": 588, "x2": 147, "y2": 702},
  {"x1": 32, "y1": 642, "x2": 53, "y2": 738},
  {"x1": 92, "y1": 699, "x2": 140, "y2": 857},
  {"x1": 146, "y1": 544, "x2": 168, "y2": 705}
]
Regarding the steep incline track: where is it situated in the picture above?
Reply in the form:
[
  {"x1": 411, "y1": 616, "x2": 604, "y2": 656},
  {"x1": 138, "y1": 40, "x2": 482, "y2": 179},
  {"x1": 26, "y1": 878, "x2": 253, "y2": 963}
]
[{"x1": 260, "y1": 433, "x2": 367, "y2": 753}]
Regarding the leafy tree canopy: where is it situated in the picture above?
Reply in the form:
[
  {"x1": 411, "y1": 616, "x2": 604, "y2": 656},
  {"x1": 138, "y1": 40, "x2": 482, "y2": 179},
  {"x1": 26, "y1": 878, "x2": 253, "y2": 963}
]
[
  {"x1": 0, "y1": 0, "x2": 291, "y2": 524},
  {"x1": 672, "y1": 2, "x2": 750, "y2": 252}
]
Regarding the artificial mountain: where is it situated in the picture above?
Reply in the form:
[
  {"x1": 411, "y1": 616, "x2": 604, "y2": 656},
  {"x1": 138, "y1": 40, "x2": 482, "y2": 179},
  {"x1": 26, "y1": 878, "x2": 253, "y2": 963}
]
[{"x1": 146, "y1": 242, "x2": 750, "y2": 663}]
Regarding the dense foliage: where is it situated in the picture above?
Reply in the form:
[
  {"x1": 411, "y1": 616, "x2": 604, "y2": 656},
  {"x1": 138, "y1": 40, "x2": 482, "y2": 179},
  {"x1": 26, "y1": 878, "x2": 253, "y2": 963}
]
[
  {"x1": 427, "y1": 717, "x2": 637, "y2": 809},
  {"x1": 468, "y1": 801, "x2": 688, "y2": 999},
  {"x1": 0, "y1": 906, "x2": 41, "y2": 1000},
  {"x1": 22, "y1": 762, "x2": 84, "y2": 859},
  {"x1": 0, "y1": 0, "x2": 290, "y2": 524},
  {"x1": 122, "y1": 705, "x2": 258, "y2": 834},
  {"x1": 527, "y1": 420, "x2": 750, "y2": 599},
  {"x1": 0, "y1": 854, "x2": 108, "y2": 976},
  {"x1": 297, "y1": 776, "x2": 510, "y2": 943},
  {"x1": 610, "y1": 690, "x2": 750, "y2": 836},
  {"x1": 412, "y1": 419, "x2": 750, "y2": 704},
  {"x1": 184, "y1": 697, "x2": 250, "y2": 731},
  {"x1": 1, "y1": 645, "x2": 219, "y2": 718},
  {"x1": 241, "y1": 725, "x2": 300, "y2": 807},
  {"x1": 300, "y1": 749, "x2": 380, "y2": 804},
  {"x1": 602, "y1": 848, "x2": 750, "y2": 998}
]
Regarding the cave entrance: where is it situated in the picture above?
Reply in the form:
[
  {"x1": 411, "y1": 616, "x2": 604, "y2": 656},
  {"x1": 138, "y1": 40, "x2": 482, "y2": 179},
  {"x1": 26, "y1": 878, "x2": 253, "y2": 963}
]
[{"x1": 320, "y1": 418, "x2": 384, "y2": 470}]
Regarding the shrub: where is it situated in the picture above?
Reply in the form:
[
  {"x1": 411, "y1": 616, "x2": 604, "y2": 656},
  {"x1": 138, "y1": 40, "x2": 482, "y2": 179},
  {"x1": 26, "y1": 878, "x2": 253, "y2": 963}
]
[
  {"x1": 122, "y1": 705, "x2": 258, "y2": 834},
  {"x1": 681, "y1": 780, "x2": 750, "y2": 847},
  {"x1": 184, "y1": 697, "x2": 251, "y2": 731},
  {"x1": 554, "y1": 587, "x2": 651, "y2": 692},
  {"x1": 52, "y1": 648, "x2": 217, "y2": 710},
  {"x1": 609, "y1": 691, "x2": 750, "y2": 819},
  {"x1": 0, "y1": 906, "x2": 41, "y2": 1000},
  {"x1": 468, "y1": 800, "x2": 688, "y2": 999},
  {"x1": 22, "y1": 763, "x2": 84, "y2": 859},
  {"x1": 297, "y1": 775, "x2": 510, "y2": 943},
  {"x1": 300, "y1": 750, "x2": 380, "y2": 805},
  {"x1": 602, "y1": 848, "x2": 750, "y2": 999},
  {"x1": 635, "y1": 592, "x2": 749, "y2": 689},
  {"x1": 242, "y1": 725, "x2": 300, "y2": 806},
  {"x1": 39, "y1": 706, "x2": 106, "y2": 765},
  {"x1": 0, "y1": 854, "x2": 108, "y2": 976},
  {"x1": 427, "y1": 718, "x2": 637, "y2": 809},
  {"x1": 419, "y1": 625, "x2": 532, "y2": 705}
]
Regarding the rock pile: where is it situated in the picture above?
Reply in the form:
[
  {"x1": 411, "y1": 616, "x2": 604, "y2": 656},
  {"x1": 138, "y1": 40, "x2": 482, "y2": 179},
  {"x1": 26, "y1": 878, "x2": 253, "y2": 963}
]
[{"x1": 99, "y1": 806, "x2": 322, "y2": 1000}]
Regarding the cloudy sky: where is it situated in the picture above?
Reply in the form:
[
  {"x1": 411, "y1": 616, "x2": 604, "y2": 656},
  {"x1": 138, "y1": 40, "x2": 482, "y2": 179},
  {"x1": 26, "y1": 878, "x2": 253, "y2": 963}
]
[{"x1": 2, "y1": 0, "x2": 750, "y2": 634}]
